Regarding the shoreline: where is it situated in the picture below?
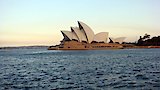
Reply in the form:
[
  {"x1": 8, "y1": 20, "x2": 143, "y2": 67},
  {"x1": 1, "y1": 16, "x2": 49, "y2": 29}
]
[
  {"x1": 0, "y1": 45, "x2": 160, "y2": 50},
  {"x1": 48, "y1": 45, "x2": 160, "y2": 50},
  {"x1": 0, "y1": 46, "x2": 48, "y2": 50}
]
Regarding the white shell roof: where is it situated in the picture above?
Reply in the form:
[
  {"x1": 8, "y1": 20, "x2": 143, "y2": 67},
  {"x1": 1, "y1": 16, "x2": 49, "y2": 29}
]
[
  {"x1": 72, "y1": 32, "x2": 79, "y2": 41},
  {"x1": 78, "y1": 21, "x2": 94, "y2": 43},
  {"x1": 60, "y1": 21, "x2": 126, "y2": 44},
  {"x1": 110, "y1": 37, "x2": 126, "y2": 44},
  {"x1": 61, "y1": 31, "x2": 78, "y2": 41},
  {"x1": 115, "y1": 37, "x2": 126, "y2": 44},
  {"x1": 61, "y1": 31, "x2": 72, "y2": 40},
  {"x1": 94, "y1": 32, "x2": 109, "y2": 43},
  {"x1": 71, "y1": 27, "x2": 87, "y2": 42},
  {"x1": 110, "y1": 37, "x2": 115, "y2": 42}
]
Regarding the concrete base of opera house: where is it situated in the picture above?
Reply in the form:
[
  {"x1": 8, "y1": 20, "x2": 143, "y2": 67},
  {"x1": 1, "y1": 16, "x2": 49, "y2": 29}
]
[
  {"x1": 48, "y1": 40, "x2": 160, "y2": 50},
  {"x1": 48, "y1": 41, "x2": 125, "y2": 50}
]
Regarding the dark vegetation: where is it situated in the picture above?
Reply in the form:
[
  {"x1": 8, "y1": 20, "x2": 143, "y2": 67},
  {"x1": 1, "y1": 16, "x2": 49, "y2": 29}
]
[{"x1": 137, "y1": 33, "x2": 160, "y2": 46}]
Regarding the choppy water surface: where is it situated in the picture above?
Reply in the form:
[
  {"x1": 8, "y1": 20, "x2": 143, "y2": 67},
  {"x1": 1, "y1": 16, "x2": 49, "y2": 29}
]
[{"x1": 0, "y1": 48, "x2": 160, "y2": 90}]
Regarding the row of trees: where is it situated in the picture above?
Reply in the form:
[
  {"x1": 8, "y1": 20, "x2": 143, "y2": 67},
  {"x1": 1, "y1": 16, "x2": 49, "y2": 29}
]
[{"x1": 137, "y1": 34, "x2": 160, "y2": 46}]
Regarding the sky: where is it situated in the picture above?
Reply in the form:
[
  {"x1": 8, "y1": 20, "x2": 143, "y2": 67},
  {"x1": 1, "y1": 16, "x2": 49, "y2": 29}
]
[{"x1": 0, "y1": 0, "x2": 160, "y2": 46}]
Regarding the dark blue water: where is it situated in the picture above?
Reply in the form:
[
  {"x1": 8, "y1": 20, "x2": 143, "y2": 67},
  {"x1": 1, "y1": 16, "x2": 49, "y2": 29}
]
[{"x1": 0, "y1": 48, "x2": 160, "y2": 90}]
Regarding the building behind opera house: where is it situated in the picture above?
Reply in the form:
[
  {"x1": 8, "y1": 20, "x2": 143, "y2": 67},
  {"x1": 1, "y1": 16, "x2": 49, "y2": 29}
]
[{"x1": 48, "y1": 21, "x2": 126, "y2": 50}]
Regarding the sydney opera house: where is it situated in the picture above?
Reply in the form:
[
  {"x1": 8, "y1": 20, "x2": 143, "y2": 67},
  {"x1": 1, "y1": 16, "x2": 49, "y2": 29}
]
[{"x1": 48, "y1": 21, "x2": 126, "y2": 50}]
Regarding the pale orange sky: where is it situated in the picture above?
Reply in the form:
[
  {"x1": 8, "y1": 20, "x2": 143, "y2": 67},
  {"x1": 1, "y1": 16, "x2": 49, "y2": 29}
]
[{"x1": 0, "y1": 0, "x2": 160, "y2": 47}]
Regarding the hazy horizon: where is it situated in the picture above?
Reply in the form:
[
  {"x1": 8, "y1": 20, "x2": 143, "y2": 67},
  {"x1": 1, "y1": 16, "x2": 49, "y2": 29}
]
[{"x1": 1, "y1": 0, "x2": 160, "y2": 47}]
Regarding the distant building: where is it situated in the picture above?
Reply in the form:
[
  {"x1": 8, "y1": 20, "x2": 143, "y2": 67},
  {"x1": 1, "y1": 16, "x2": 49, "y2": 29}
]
[{"x1": 48, "y1": 21, "x2": 126, "y2": 50}]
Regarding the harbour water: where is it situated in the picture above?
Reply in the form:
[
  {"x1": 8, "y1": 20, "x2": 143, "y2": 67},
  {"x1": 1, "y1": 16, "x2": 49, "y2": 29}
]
[{"x1": 0, "y1": 48, "x2": 160, "y2": 90}]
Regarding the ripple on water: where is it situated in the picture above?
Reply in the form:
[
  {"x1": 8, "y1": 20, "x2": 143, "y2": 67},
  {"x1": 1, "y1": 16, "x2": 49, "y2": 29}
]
[
  {"x1": 0, "y1": 49, "x2": 160, "y2": 89},
  {"x1": 135, "y1": 74, "x2": 149, "y2": 80}
]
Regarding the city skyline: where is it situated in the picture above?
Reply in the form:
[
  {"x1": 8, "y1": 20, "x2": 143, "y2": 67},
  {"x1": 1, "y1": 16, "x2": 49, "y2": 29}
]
[{"x1": 0, "y1": 0, "x2": 160, "y2": 46}]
